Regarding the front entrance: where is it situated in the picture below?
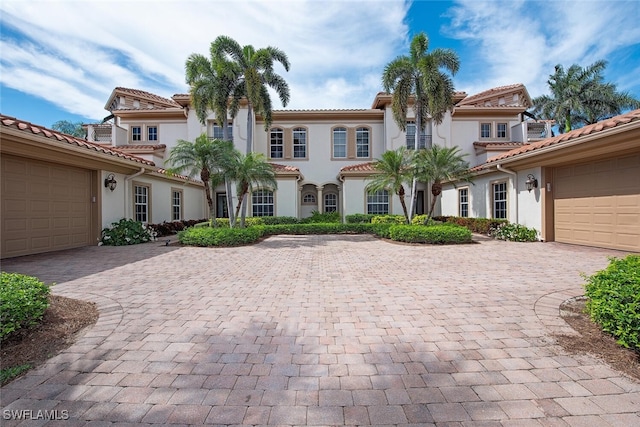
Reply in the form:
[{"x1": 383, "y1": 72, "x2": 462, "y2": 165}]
[{"x1": 216, "y1": 193, "x2": 228, "y2": 218}]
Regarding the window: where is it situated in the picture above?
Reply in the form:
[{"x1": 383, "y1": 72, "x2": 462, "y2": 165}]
[
  {"x1": 480, "y1": 123, "x2": 491, "y2": 138},
  {"x1": 458, "y1": 188, "x2": 469, "y2": 218},
  {"x1": 497, "y1": 123, "x2": 507, "y2": 138},
  {"x1": 293, "y1": 127, "x2": 307, "y2": 158},
  {"x1": 406, "y1": 122, "x2": 416, "y2": 150},
  {"x1": 324, "y1": 193, "x2": 337, "y2": 213},
  {"x1": 172, "y1": 189, "x2": 183, "y2": 221},
  {"x1": 302, "y1": 193, "x2": 316, "y2": 204},
  {"x1": 493, "y1": 182, "x2": 507, "y2": 219},
  {"x1": 134, "y1": 184, "x2": 150, "y2": 223},
  {"x1": 356, "y1": 127, "x2": 370, "y2": 158},
  {"x1": 252, "y1": 189, "x2": 274, "y2": 217},
  {"x1": 131, "y1": 126, "x2": 141, "y2": 142},
  {"x1": 269, "y1": 128, "x2": 284, "y2": 158},
  {"x1": 333, "y1": 127, "x2": 347, "y2": 158},
  {"x1": 367, "y1": 189, "x2": 389, "y2": 215},
  {"x1": 270, "y1": 128, "x2": 283, "y2": 158},
  {"x1": 148, "y1": 126, "x2": 158, "y2": 141},
  {"x1": 211, "y1": 122, "x2": 233, "y2": 141}
]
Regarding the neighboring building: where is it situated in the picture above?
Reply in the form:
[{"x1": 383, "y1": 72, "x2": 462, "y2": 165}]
[
  {"x1": 0, "y1": 115, "x2": 206, "y2": 258},
  {"x1": 87, "y1": 84, "x2": 550, "y2": 222},
  {"x1": 441, "y1": 109, "x2": 640, "y2": 252}
]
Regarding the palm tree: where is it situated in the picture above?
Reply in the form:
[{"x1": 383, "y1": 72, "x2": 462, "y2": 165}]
[
  {"x1": 382, "y1": 32, "x2": 460, "y2": 218},
  {"x1": 185, "y1": 48, "x2": 240, "y2": 224},
  {"x1": 226, "y1": 152, "x2": 277, "y2": 228},
  {"x1": 211, "y1": 35, "x2": 290, "y2": 154},
  {"x1": 367, "y1": 147, "x2": 413, "y2": 223},
  {"x1": 167, "y1": 134, "x2": 235, "y2": 224},
  {"x1": 530, "y1": 60, "x2": 640, "y2": 133},
  {"x1": 414, "y1": 145, "x2": 472, "y2": 221}
]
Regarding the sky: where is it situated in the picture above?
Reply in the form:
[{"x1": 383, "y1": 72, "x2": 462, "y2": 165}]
[{"x1": 1, "y1": 0, "x2": 639, "y2": 128}]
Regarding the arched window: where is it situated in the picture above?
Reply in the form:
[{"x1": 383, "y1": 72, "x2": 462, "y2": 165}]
[
  {"x1": 332, "y1": 127, "x2": 347, "y2": 158},
  {"x1": 252, "y1": 189, "x2": 274, "y2": 217},
  {"x1": 293, "y1": 127, "x2": 307, "y2": 158},
  {"x1": 302, "y1": 193, "x2": 316, "y2": 204},
  {"x1": 367, "y1": 189, "x2": 388, "y2": 215},
  {"x1": 356, "y1": 127, "x2": 370, "y2": 158},
  {"x1": 270, "y1": 128, "x2": 284, "y2": 159},
  {"x1": 324, "y1": 193, "x2": 338, "y2": 212}
]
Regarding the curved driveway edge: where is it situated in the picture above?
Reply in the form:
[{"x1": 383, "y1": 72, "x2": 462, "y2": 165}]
[{"x1": 2, "y1": 235, "x2": 639, "y2": 426}]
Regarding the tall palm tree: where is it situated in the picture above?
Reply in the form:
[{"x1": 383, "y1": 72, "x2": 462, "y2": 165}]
[
  {"x1": 382, "y1": 32, "x2": 460, "y2": 218},
  {"x1": 167, "y1": 134, "x2": 235, "y2": 224},
  {"x1": 185, "y1": 48, "x2": 240, "y2": 224},
  {"x1": 414, "y1": 145, "x2": 472, "y2": 221},
  {"x1": 367, "y1": 147, "x2": 413, "y2": 223},
  {"x1": 226, "y1": 152, "x2": 277, "y2": 228},
  {"x1": 211, "y1": 35, "x2": 290, "y2": 154},
  {"x1": 530, "y1": 60, "x2": 639, "y2": 133}
]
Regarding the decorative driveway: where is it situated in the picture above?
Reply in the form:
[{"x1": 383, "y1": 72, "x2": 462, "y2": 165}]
[{"x1": 1, "y1": 235, "x2": 639, "y2": 426}]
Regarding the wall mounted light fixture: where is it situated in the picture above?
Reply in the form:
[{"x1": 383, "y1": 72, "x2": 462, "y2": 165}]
[
  {"x1": 525, "y1": 174, "x2": 538, "y2": 192},
  {"x1": 104, "y1": 173, "x2": 117, "y2": 191}
]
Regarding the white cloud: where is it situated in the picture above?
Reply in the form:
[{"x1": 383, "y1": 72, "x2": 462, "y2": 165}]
[{"x1": 0, "y1": 0, "x2": 409, "y2": 120}]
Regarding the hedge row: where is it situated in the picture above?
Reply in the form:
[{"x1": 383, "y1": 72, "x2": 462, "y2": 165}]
[
  {"x1": 432, "y1": 216, "x2": 508, "y2": 234},
  {"x1": 584, "y1": 255, "x2": 640, "y2": 350},
  {"x1": 178, "y1": 222, "x2": 471, "y2": 246},
  {"x1": 0, "y1": 272, "x2": 50, "y2": 340}
]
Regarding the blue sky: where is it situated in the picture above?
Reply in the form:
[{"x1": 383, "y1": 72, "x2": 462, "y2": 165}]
[{"x1": 1, "y1": 0, "x2": 639, "y2": 129}]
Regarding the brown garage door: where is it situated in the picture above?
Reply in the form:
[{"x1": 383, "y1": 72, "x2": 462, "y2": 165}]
[
  {"x1": 554, "y1": 153, "x2": 640, "y2": 252},
  {"x1": 1, "y1": 155, "x2": 92, "y2": 258}
]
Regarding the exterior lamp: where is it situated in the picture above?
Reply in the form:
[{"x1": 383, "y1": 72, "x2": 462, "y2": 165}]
[
  {"x1": 525, "y1": 174, "x2": 538, "y2": 192},
  {"x1": 104, "y1": 173, "x2": 117, "y2": 191}
]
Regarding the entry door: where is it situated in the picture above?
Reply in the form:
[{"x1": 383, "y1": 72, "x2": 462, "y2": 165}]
[
  {"x1": 216, "y1": 193, "x2": 228, "y2": 218},
  {"x1": 415, "y1": 190, "x2": 425, "y2": 215}
]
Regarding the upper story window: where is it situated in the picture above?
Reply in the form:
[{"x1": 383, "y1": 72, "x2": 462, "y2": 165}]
[
  {"x1": 480, "y1": 123, "x2": 491, "y2": 139},
  {"x1": 211, "y1": 123, "x2": 233, "y2": 141},
  {"x1": 497, "y1": 123, "x2": 507, "y2": 138},
  {"x1": 367, "y1": 189, "x2": 389, "y2": 215},
  {"x1": 270, "y1": 127, "x2": 284, "y2": 159},
  {"x1": 458, "y1": 188, "x2": 469, "y2": 218},
  {"x1": 492, "y1": 182, "x2": 507, "y2": 219},
  {"x1": 356, "y1": 127, "x2": 370, "y2": 158},
  {"x1": 293, "y1": 127, "x2": 307, "y2": 158},
  {"x1": 131, "y1": 126, "x2": 142, "y2": 142},
  {"x1": 333, "y1": 127, "x2": 347, "y2": 158},
  {"x1": 148, "y1": 126, "x2": 158, "y2": 141},
  {"x1": 406, "y1": 122, "x2": 428, "y2": 149}
]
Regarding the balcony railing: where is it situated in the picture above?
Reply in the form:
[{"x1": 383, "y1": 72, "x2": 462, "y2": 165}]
[
  {"x1": 406, "y1": 134, "x2": 432, "y2": 150},
  {"x1": 526, "y1": 123, "x2": 548, "y2": 141}
]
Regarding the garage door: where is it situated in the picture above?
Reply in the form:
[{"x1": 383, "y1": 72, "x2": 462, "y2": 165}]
[
  {"x1": 554, "y1": 153, "x2": 640, "y2": 252},
  {"x1": 1, "y1": 155, "x2": 92, "y2": 258}
]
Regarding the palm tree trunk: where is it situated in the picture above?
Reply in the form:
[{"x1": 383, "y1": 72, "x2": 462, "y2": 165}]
[
  {"x1": 233, "y1": 192, "x2": 246, "y2": 228},
  {"x1": 426, "y1": 182, "x2": 442, "y2": 222},
  {"x1": 201, "y1": 169, "x2": 218, "y2": 227},
  {"x1": 225, "y1": 179, "x2": 235, "y2": 227},
  {"x1": 398, "y1": 185, "x2": 410, "y2": 224}
]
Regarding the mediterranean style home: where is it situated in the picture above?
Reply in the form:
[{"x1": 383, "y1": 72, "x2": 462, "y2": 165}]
[{"x1": 1, "y1": 82, "x2": 638, "y2": 257}]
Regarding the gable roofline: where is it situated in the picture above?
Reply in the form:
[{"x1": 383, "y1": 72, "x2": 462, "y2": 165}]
[
  {"x1": 105, "y1": 87, "x2": 182, "y2": 111},
  {"x1": 456, "y1": 83, "x2": 532, "y2": 107}
]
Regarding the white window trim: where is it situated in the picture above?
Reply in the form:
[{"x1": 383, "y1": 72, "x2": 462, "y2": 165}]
[
  {"x1": 458, "y1": 187, "x2": 469, "y2": 218},
  {"x1": 292, "y1": 127, "x2": 308, "y2": 159},
  {"x1": 133, "y1": 182, "x2": 151, "y2": 223},
  {"x1": 355, "y1": 126, "x2": 370, "y2": 159},
  {"x1": 366, "y1": 189, "x2": 389, "y2": 215},
  {"x1": 171, "y1": 188, "x2": 183, "y2": 221},
  {"x1": 270, "y1": 127, "x2": 284, "y2": 159},
  {"x1": 492, "y1": 181, "x2": 508, "y2": 219},
  {"x1": 332, "y1": 127, "x2": 347, "y2": 159}
]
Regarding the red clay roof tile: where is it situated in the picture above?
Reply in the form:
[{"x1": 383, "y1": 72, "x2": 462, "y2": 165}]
[
  {"x1": 114, "y1": 87, "x2": 181, "y2": 108},
  {"x1": 269, "y1": 163, "x2": 300, "y2": 172},
  {"x1": 340, "y1": 162, "x2": 376, "y2": 172}
]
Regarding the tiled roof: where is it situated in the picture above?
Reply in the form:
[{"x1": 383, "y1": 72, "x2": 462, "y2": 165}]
[
  {"x1": 114, "y1": 87, "x2": 181, "y2": 108},
  {"x1": 473, "y1": 142, "x2": 525, "y2": 148},
  {"x1": 155, "y1": 168, "x2": 201, "y2": 184},
  {"x1": 456, "y1": 83, "x2": 526, "y2": 107},
  {"x1": 0, "y1": 115, "x2": 154, "y2": 166},
  {"x1": 485, "y1": 108, "x2": 640, "y2": 165},
  {"x1": 269, "y1": 163, "x2": 300, "y2": 172},
  {"x1": 340, "y1": 162, "x2": 376, "y2": 172}
]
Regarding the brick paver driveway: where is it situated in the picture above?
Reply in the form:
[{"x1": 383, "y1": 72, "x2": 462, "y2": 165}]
[{"x1": 2, "y1": 235, "x2": 639, "y2": 426}]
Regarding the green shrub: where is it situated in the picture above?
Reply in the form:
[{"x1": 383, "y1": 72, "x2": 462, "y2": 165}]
[
  {"x1": 489, "y1": 223, "x2": 538, "y2": 242},
  {"x1": 300, "y1": 211, "x2": 341, "y2": 224},
  {"x1": 388, "y1": 224, "x2": 472, "y2": 244},
  {"x1": 178, "y1": 226, "x2": 266, "y2": 246},
  {"x1": 345, "y1": 213, "x2": 376, "y2": 223},
  {"x1": 371, "y1": 215, "x2": 407, "y2": 224},
  {"x1": 0, "y1": 272, "x2": 50, "y2": 340},
  {"x1": 410, "y1": 215, "x2": 442, "y2": 226},
  {"x1": 432, "y1": 216, "x2": 508, "y2": 234},
  {"x1": 261, "y1": 216, "x2": 300, "y2": 225},
  {"x1": 584, "y1": 255, "x2": 640, "y2": 350},
  {"x1": 100, "y1": 218, "x2": 154, "y2": 245}
]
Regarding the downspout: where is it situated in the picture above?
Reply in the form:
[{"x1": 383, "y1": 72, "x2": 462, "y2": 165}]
[
  {"x1": 338, "y1": 173, "x2": 346, "y2": 223},
  {"x1": 296, "y1": 174, "x2": 304, "y2": 219},
  {"x1": 124, "y1": 168, "x2": 146, "y2": 219},
  {"x1": 496, "y1": 164, "x2": 518, "y2": 224}
]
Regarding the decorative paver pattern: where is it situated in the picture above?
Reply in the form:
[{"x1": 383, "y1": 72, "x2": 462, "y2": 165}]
[{"x1": 2, "y1": 235, "x2": 639, "y2": 426}]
